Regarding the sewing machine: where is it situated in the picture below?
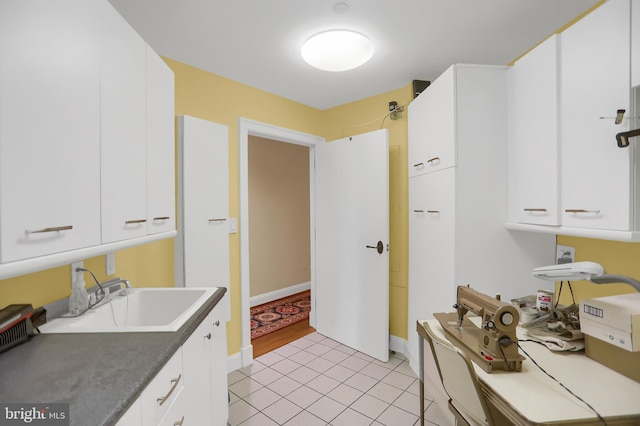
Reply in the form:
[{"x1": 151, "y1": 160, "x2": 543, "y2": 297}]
[{"x1": 434, "y1": 285, "x2": 525, "y2": 373}]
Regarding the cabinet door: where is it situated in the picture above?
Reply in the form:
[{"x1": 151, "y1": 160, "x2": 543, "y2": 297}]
[
  {"x1": 560, "y1": 0, "x2": 632, "y2": 231},
  {"x1": 507, "y1": 35, "x2": 560, "y2": 226},
  {"x1": 407, "y1": 169, "x2": 456, "y2": 367},
  {"x1": 408, "y1": 66, "x2": 455, "y2": 177},
  {"x1": 0, "y1": 1, "x2": 101, "y2": 262},
  {"x1": 181, "y1": 310, "x2": 214, "y2": 425},
  {"x1": 146, "y1": 47, "x2": 176, "y2": 235},
  {"x1": 100, "y1": 5, "x2": 148, "y2": 243},
  {"x1": 181, "y1": 301, "x2": 228, "y2": 426},
  {"x1": 177, "y1": 116, "x2": 230, "y2": 288},
  {"x1": 208, "y1": 302, "x2": 229, "y2": 425}
]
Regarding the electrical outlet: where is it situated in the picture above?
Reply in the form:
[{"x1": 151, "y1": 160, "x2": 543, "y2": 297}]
[
  {"x1": 106, "y1": 253, "x2": 116, "y2": 276},
  {"x1": 71, "y1": 261, "x2": 83, "y2": 284},
  {"x1": 556, "y1": 245, "x2": 575, "y2": 264}
]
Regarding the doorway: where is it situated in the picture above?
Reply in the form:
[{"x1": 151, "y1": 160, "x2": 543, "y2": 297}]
[{"x1": 239, "y1": 118, "x2": 324, "y2": 366}]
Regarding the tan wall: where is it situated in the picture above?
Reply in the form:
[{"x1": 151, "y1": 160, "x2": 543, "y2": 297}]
[{"x1": 248, "y1": 136, "x2": 311, "y2": 297}]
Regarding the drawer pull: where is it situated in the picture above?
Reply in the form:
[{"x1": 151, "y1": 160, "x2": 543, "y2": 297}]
[
  {"x1": 523, "y1": 208, "x2": 548, "y2": 212},
  {"x1": 26, "y1": 225, "x2": 73, "y2": 234},
  {"x1": 427, "y1": 156, "x2": 440, "y2": 163},
  {"x1": 156, "y1": 374, "x2": 181, "y2": 406},
  {"x1": 125, "y1": 219, "x2": 147, "y2": 224},
  {"x1": 565, "y1": 209, "x2": 600, "y2": 214},
  {"x1": 174, "y1": 416, "x2": 185, "y2": 426},
  {"x1": 208, "y1": 218, "x2": 227, "y2": 222},
  {"x1": 413, "y1": 209, "x2": 424, "y2": 213},
  {"x1": 205, "y1": 332, "x2": 212, "y2": 340},
  {"x1": 153, "y1": 216, "x2": 171, "y2": 221},
  {"x1": 427, "y1": 210, "x2": 440, "y2": 214},
  {"x1": 413, "y1": 162, "x2": 425, "y2": 168},
  {"x1": 214, "y1": 320, "x2": 220, "y2": 327}
]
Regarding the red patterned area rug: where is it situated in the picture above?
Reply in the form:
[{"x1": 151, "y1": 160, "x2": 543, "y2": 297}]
[{"x1": 250, "y1": 290, "x2": 311, "y2": 340}]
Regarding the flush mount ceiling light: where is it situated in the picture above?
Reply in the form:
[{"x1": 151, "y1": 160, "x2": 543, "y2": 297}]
[{"x1": 301, "y1": 30, "x2": 374, "y2": 72}]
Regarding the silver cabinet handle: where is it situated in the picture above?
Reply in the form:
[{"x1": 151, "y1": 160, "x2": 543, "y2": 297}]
[
  {"x1": 205, "y1": 332, "x2": 212, "y2": 340},
  {"x1": 208, "y1": 218, "x2": 226, "y2": 222},
  {"x1": 427, "y1": 210, "x2": 440, "y2": 214},
  {"x1": 413, "y1": 162, "x2": 424, "y2": 168},
  {"x1": 565, "y1": 209, "x2": 600, "y2": 214},
  {"x1": 413, "y1": 209, "x2": 424, "y2": 213},
  {"x1": 214, "y1": 320, "x2": 220, "y2": 327},
  {"x1": 153, "y1": 216, "x2": 171, "y2": 221},
  {"x1": 523, "y1": 208, "x2": 548, "y2": 212},
  {"x1": 174, "y1": 416, "x2": 185, "y2": 426},
  {"x1": 125, "y1": 219, "x2": 147, "y2": 224},
  {"x1": 156, "y1": 374, "x2": 181, "y2": 406},
  {"x1": 26, "y1": 225, "x2": 73, "y2": 234},
  {"x1": 427, "y1": 156, "x2": 440, "y2": 163}
]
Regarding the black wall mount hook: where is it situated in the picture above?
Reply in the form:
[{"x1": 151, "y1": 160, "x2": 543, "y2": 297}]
[{"x1": 616, "y1": 128, "x2": 640, "y2": 148}]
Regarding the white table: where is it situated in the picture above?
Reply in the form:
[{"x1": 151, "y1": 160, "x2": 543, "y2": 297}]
[{"x1": 418, "y1": 319, "x2": 640, "y2": 425}]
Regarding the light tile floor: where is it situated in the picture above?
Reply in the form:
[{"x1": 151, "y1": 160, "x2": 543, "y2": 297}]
[{"x1": 227, "y1": 332, "x2": 450, "y2": 426}]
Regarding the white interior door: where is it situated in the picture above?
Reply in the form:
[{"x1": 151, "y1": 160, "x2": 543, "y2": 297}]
[{"x1": 315, "y1": 129, "x2": 389, "y2": 362}]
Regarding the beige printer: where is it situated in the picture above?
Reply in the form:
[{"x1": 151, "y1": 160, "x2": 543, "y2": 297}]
[
  {"x1": 580, "y1": 293, "x2": 640, "y2": 352},
  {"x1": 580, "y1": 293, "x2": 640, "y2": 383}
]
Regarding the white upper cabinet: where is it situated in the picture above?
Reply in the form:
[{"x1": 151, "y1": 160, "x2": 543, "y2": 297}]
[
  {"x1": 0, "y1": 0, "x2": 176, "y2": 275},
  {"x1": 0, "y1": 1, "x2": 102, "y2": 262},
  {"x1": 100, "y1": 6, "x2": 148, "y2": 243},
  {"x1": 560, "y1": 0, "x2": 632, "y2": 231},
  {"x1": 507, "y1": 35, "x2": 560, "y2": 226},
  {"x1": 146, "y1": 47, "x2": 176, "y2": 235},
  {"x1": 408, "y1": 68, "x2": 455, "y2": 177},
  {"x1": 632, "y1": 1, "x2": 640, "y2": 87}
]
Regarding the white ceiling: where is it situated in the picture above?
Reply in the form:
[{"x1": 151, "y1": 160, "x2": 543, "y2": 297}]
[{"x1": 108, "y1": 0, "x2": 600, "y2": 110}]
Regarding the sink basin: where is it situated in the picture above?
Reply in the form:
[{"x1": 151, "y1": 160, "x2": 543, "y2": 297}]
[{"x1": 39, "y1": 287, "x2": 217, "y2": 333}]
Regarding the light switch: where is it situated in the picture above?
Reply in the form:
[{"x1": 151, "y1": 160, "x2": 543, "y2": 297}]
[
  {"x1": 106, "y1": 253, "x2": 116, "y2": 275},
  {"x1": 228, "y1": 218, "x2": 238, "y2": 234}
]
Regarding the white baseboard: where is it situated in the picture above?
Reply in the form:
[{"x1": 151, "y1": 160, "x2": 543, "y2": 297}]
[
  {"x1": 227, "y1": 344, "x2": 255, "y2": 373},
  {"x1": 227, "y1": 352, "x2": 242, "y2": 373},
  {"x1": 250, "y1": 281, "x2": 311, "y2": 307}
]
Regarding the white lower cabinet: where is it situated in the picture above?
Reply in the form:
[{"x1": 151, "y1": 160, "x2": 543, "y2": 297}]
[
  {"x1": 116, "y1": 298, "x2": 228, "y2": 426},
  {"x1": 139, "y1": 350, "x2": 184, "y2": 426},
  {"x1": 182, "y1": 299, "x2": 229, "y2": 425}
]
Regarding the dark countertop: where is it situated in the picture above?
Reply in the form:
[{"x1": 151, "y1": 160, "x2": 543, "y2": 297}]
[{"x1": 0, "y1": 287, "x2": 227, "y2": 426}]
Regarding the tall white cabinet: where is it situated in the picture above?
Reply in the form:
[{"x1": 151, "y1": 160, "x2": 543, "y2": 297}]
[
  {"x1": 407, "y1": 64, "x2": 555, "y2": 372},
  {"x1": 176, "y1": 116, "x2": 230, "y2": 315}
]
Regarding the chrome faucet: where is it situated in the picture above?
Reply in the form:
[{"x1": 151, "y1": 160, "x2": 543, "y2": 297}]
[{"x1": 101, "y1": 277, "x2": 132, "y2": 292}]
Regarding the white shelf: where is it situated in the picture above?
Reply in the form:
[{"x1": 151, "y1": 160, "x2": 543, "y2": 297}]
[{"x1": 505, "y1": 222, "x2": 640, "y2": 242}]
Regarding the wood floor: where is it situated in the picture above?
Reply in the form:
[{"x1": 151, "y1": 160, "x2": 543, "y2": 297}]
[{"x1": 251, "y1": 318, "x2": 315, "y2": 358}]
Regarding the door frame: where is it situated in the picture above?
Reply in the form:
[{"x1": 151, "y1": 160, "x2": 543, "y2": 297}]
[{"x1": 238, "y1": 118, "x2": 324, "y2": 366}]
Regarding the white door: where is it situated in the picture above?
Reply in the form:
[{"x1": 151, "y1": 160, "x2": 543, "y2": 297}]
[{"x1": 315, "y1": 129, "x2": 389, "y2": 362}]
